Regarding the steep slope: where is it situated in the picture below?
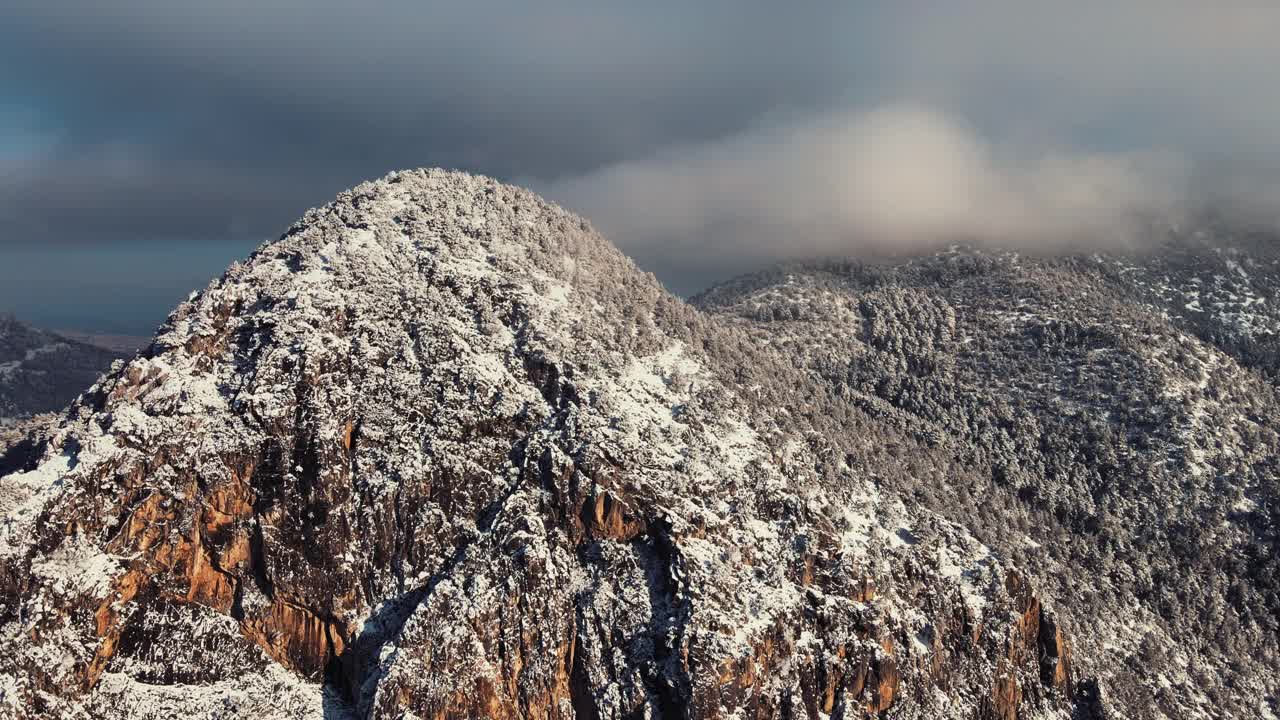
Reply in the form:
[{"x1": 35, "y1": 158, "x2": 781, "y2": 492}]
[
  {"x1": 0, "y1": 170, "x2": 1081, "y2": 719},
  {"x1": 0, "y1": 315, "x2": 126, "y2": 425},
  {"x1": 695, "y1": 242, "x2": 1280, "y2": 719}
]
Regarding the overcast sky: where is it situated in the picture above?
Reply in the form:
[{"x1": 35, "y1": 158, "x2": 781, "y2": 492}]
[{"x1": 3, "y1": 2, "x2": 1280, "y2": 332}]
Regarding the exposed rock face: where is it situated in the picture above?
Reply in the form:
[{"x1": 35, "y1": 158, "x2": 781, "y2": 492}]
[
  {"x1": 695, "y1": 244, "x2": 1280, "y2": 718},
  {"x1": 0, "y1": 314, "x2": 126, "y2": 424},
  {"x1": 0, "y1": 171, "x2": 1084, "y2": 718}
]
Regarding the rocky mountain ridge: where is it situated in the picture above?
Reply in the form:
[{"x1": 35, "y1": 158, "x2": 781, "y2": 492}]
[{"x1": 1, "y1": 170, "x2": 1083, "y2": 718}]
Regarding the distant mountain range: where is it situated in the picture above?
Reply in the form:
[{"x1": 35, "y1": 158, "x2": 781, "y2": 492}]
[
  {"x1": 0, "y1": 171, "x2": 1276, "y2": 719},
  {"x1": 0, "y1": 314, "x2": 130, "y2": 425}
]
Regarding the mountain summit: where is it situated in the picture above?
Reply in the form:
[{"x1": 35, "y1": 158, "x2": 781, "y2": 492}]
[{"x1": 0, "y1": 170, "x2": 1084, "y2": 718}]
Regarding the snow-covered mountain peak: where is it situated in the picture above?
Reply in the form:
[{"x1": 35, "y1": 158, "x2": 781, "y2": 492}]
[{"x1": 3, "y1": 171, "x2": 1080, "y2": 719}]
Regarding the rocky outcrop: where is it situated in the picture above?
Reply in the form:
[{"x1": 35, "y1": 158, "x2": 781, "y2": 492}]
[{"x1": 1, "y1": 170, "x2": 1083, "y2": 718}]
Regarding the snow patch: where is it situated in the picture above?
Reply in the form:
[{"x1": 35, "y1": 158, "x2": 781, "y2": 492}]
[{"x1": 30, "y1": 533, "x2": 121, "y2": 599}]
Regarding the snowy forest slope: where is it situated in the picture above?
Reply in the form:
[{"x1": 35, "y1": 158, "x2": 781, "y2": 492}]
[{"x1": 695, "y1": 238, "x2": 1280, "y2": 718}]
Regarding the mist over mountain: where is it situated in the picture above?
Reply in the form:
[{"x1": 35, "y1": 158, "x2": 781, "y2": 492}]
[
  {"x1": 545, "y1": 106, "x2": 1189, "y2": 277},
  {"x1": 0, "y1": 171, "x2": 1276, "y2": 718}
]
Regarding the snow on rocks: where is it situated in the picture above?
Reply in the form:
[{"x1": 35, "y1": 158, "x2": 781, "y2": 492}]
[{"x1": 1, "y1": 170, "x2": 1077, "y2": 719}]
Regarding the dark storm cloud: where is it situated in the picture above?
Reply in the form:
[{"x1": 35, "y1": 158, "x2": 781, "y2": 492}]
[
  {"x1": 0, "y1": 1, "x2": 867, "y2": 243},
  {"x1": 2, "y1": 1, "x2": 1279, "y2": 285}
]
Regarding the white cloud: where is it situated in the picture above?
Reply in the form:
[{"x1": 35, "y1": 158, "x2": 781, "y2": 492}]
[{"x1": 547, "y1": 106, "x2": 1189, "y2": 269}]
